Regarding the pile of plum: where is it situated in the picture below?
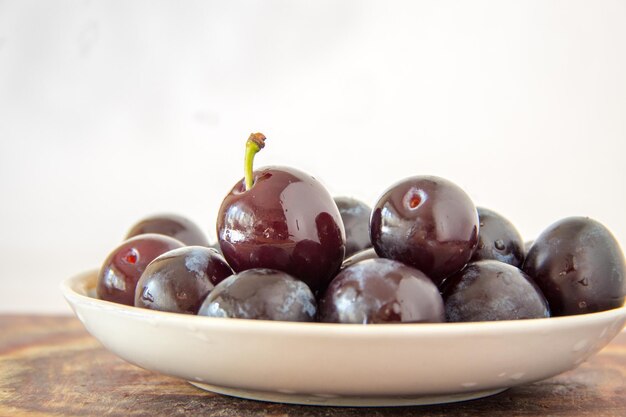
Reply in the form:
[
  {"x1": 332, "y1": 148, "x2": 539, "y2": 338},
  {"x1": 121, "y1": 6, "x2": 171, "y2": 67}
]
[{"x1": 96, "y1": 133, "x2": 626, "y2": 324}]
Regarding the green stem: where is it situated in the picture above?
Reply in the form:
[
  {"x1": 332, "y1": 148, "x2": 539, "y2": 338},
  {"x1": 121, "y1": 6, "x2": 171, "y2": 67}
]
[{"x1": 244, "y1": 132, "x2": 266, "y2": 191}]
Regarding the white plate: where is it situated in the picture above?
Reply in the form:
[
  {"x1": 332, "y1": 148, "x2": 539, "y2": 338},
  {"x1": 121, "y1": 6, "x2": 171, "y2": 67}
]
[{"x1": 61, "y1": 270, "x2": 626, "y2": 407}]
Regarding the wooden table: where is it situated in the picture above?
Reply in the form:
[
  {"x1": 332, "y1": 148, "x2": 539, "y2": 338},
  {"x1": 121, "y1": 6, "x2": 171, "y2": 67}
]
[{"x1": 1, "y1": 315, "x2": 625, "y2": 417}]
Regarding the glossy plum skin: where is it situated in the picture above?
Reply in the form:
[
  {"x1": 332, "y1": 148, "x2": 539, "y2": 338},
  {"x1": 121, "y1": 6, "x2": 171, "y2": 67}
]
[
  {"x1": 135, "y1": 246, "x2": 233, "y2": 314},
  {"x1": 334, "y1": 197, "x2": 372, "y2": 258},
  {"x1": 319, "y1": 258, "x2": 445, "y2": 324},
  {"x1": 126, "y1": 214, "x2": 209, "y2": 246},
  {"x1": 442, "y1": 260, "x2": 550, "y2": 322},
  {"x1": 340, "y1": 247, "x2": 379, "y2": 270},
  {"x1": 197, "y1": 268, "x2": 317, "y2": 322},
  {"x1": 370, "y1": 176, "x2": 479, "y2": 285},
  {"x1": 471, "y1": 207, "x2": 525, "y2": 267},
  {"x1": 217, "y1": 167, "x2": 346, "y2": 294},
  {"x1": 96, "y1": 234, "x2": 185, "y2": 306},
  {"x1": 523, "y1": 217, "x2": 626, "y2": 316}
]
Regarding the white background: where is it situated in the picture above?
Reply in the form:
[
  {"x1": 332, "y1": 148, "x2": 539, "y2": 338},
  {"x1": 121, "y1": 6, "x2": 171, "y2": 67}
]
[{"x1": 1, "y1": 1, "x2": 625, "y2": 313}]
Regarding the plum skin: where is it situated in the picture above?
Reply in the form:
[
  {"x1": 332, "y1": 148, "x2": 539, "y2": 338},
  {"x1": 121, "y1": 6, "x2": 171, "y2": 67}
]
[
  {"x1": 96, "y1": 234, "x2": 185, "y2": 306},
  {"x1": 126, "y1": 213, "x2": 209, "y2": 246},
  {"x1": 197, "y1": 268, "x2": 317, "y2": 322},
  {"x1": 471, "y1": 207, "x2": 525, "y2": 267},
  {"x1": 370, "y1": 175, "x2": 479, "y2": 285},
  {"x1": 442, "y1": 260, "x2": 550, "y2": 322},
  {"x1": 134, "y1": 246, "x2": 233, "y2": 314},
  {"x1": 217, "y1": 166, "x2": 346, "y2": 294},
  {"x1": 319, "y1": 258, "x2": 445, "y2": 324},
  {"x1": 523, "y1": 217, "x2": 626, "y2": 316},
  {"x1": 334, "y1": 196, "x2": 372, "y2": 258}
]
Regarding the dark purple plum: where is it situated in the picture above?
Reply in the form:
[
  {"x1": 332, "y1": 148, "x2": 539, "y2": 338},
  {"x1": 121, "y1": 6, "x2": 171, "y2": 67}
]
[
  {"x1": 135, "y1": 246, "x2": 233, "y2": 314},
  {"x1": 319, "y1": 258, "x2": 444, "y2": 324},
  {"x1": 96, "y1": 234, "x2": 185, "y2": 305},
  {"x1": 523, "y1": 217, "x2": 626, "y2": 316},
  {"x1": 370, "y1": 176, "x2": 479, "y2": 285},
  {"x1": 197, "y1": 268, "x2": 317, "y2": 322},
  {"x1": 471, "y1": 207, "x2": 524, "y2": 267},
  {"x1": 126, "y1": 213, "x2": 209, "y2": 246},
  {"x1": 217, "y1": 134, "x2": 345, "y2": 294},
  {"x1": 442, "y1": 260, "x2": 550, "y2": 322},
  {"x1": 334, "y1": 197, "x2": 372, "y2": 257}
]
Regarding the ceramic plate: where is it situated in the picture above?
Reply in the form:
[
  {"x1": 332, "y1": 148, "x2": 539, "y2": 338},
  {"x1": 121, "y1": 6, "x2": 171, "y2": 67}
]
[{"x1": 61, "y1": 270, "x2": 626, "y2": 407}]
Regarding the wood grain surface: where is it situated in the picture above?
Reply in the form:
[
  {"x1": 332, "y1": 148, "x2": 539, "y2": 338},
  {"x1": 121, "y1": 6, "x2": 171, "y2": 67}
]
[{"x1": 0, "y1": 315, "x2": 625, "y2": 417}]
